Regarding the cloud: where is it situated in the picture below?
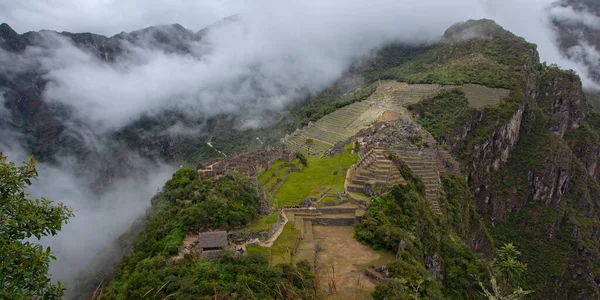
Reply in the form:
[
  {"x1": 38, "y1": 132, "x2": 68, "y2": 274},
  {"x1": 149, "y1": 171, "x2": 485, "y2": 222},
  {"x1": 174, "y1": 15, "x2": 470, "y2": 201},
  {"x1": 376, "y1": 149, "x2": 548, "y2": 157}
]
[
  {"x1": 33, "y1": 159, "x2": 175, "y2": 291},
  {"x1": 0, "y1": 0, "x2": 242, "y2": 36},
  {"x1": 11, "y1": 0, "x2": 485, "y2": 134},
  {"x1": 2, "y1": 0, "x2": 600, "y2": 296},
  {"x1": 0, "y1": 113, "x2": 176, "y2": 297},
  {"x1": 548, "y1": 4, "x2": 600, "y2": 30}
]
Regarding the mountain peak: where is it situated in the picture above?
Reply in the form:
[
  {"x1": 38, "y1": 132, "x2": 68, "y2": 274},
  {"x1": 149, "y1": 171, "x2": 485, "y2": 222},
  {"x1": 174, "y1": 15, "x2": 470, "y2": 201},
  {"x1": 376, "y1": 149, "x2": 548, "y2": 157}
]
[
  {"x1": 441, "y1": 19, "x2": 523, "y2": 44},
  {"x1": 0, "y1": 23, "x2": 27, "y2": 52}
]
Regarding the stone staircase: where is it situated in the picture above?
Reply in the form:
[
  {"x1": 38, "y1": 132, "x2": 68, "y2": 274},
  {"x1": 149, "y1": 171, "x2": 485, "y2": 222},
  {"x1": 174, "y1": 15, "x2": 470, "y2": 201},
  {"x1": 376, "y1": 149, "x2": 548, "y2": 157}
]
[
  {"x1": 346, "y1": 147, "x2": 406, "y2": 194},
  {"x1": 398, "y1": 147, "x2": 443, "y2": 215}
]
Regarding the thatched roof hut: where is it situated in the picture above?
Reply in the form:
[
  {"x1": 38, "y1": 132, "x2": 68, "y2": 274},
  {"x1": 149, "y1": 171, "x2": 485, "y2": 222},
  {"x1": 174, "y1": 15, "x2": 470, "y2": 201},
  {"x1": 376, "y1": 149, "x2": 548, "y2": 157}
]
[{"x1": 198, "y1": 231, "x2": 228, "y2": 250}]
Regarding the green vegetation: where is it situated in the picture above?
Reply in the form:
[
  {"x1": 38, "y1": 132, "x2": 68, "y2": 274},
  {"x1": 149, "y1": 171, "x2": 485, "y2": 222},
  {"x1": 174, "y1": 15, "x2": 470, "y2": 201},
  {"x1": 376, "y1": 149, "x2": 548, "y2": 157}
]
[
  {"x1": 274, "y1": 145, "x2": 358, "y2": 206},
  {"x1": 103, "y1": 168, "x2": 321, "y2": 299},
  {"x1": 106, "y1": 251, "x2": 317, "y2": 299},
  {"x1": 243, "y1": 212, "x2": 279, "y2": 232},
  {"x1": 355, "y1": 176, "x2": 487, "y2": 299},
  {"x1": 101, "y1": 20, "x2": 600, "y2": 300},
  {"x1": 258, "y1": 160, "x2": 286, "y2": 183},
  {"x1": 271, "y1": 222, "x2": 303, "y2": 265},
  {"x1": 479, "y1": 243, "x2": 531, "y2": 300},
  {"x1": 441, "y1": 175, "x2": 490, "y2": 244},
  {"x1": 416, "y1": 56, "x2": 600, "y2": 298},
  {"x1": 0, "y1": 154, "x2": 73, "y2": 299},
  {"x1": 317, "y1": 194, "x2": 339, "y2": 206},
  {"x1": 295, "y1": 152, "x2": 308, "y2": 167},
  {"x1": 287, "y1": 84, "x2": 377, "y2": 128},
  {"x1": 103, "y1": 169, "x2": 266, "y2": 297},
  {"x1": 246, "y1": 245, "x2": 272, "y2": 264},
  {"x1": 389, "y1": 153, "x2": 426, "y2": 196},
  {"x1": 408, "y1": 89, "x2": 477, "y2": 139},
  {"x1": 379, "y1": 26, "x2": 535, "y2": 89}
]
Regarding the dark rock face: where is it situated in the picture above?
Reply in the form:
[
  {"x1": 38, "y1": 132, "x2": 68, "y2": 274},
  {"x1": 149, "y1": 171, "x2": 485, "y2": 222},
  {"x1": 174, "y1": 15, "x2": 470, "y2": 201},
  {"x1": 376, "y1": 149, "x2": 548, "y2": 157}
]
[
  {"x1": 433, "y1": 30, "x2": 600, "y2": 296},
  {"x1": 527, "y1": 149, "x2": 573, "y2": 205},
  {"x1": 540, "y1": 73, "x2": 588, "y2": 138},
  {"x1": 472, "y1": 105, "x2": 525, "y2": 172},
  {"x1": 0, "y1": 23, "x2": 28, "y2": 51},
  {"x1": 0, "y1": 22, "x2": 208, "y2": 165},
  {"x1": 424, "y1": 253, "x2": 444, "y2": 282}
]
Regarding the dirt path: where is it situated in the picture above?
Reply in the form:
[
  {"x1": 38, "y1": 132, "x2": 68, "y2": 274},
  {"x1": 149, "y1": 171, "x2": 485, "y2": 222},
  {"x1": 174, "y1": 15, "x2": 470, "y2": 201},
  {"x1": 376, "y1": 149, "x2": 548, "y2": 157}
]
[
  {"x1": 172, "y1": 233, "x2": 199, "y2": 260},
  {"x1": 259, "y1": 211, "x2": 288, "y2": 247},
  {"x1": 236, "y1": 209, "x2": 291, "y2": 250}
]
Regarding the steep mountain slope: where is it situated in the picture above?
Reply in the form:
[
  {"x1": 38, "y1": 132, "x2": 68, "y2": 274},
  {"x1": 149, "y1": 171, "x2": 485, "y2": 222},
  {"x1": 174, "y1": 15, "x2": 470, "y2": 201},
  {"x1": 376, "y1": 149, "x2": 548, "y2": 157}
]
[
  {"x1": 5, "y1": 15, "x2": 600, "y2": 299},
  {"x1": 0, "y1": 23, "x2": 209, "y2": 164},
  {"x1": 93, "y1": 18, "x2": 600, "y2": 300},
  {"x1": 404, "y1": 20, "x2": 600, "y2": 299}
]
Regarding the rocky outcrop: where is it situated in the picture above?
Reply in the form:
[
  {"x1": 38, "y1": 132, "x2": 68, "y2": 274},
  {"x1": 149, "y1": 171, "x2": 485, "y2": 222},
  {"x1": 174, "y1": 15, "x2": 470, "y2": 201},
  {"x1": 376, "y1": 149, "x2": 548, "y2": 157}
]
[
  {"x1": 472, "y1": 105, "x2": 524, "y2": 172},
  {"x1": 528, "y1": 149, "x2": 573, "y2": 206},
  {"x1": 425, "y1": 253, "x2": 444, "y2": 282},
  {"x1": 539, "y1": 72, "x2": 588, "y2": 138}
]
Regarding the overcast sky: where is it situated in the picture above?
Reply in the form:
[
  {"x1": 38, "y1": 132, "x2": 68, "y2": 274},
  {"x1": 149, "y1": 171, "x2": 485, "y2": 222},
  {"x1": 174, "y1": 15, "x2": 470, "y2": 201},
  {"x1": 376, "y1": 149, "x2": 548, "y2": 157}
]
[
  {"x1": 0, "y1": 0, "x2": 244, "y2": 35},
  {"x1": 1, "y1": 0, "x2": 597, "y2": 89},
  {"x1": 2, "y1": 0, "x2": 600, "y2": 295}
]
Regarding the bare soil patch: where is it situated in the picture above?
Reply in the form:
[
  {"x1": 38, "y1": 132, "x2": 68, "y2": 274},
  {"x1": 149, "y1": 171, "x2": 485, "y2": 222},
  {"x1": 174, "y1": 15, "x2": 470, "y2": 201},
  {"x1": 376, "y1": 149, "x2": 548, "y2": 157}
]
[
  {"x1": 378, "y1": 110, "x2": 401, "y2": 121},
  {"x1": 313, "y1": 226, "x2": 394, "y2": 299}
]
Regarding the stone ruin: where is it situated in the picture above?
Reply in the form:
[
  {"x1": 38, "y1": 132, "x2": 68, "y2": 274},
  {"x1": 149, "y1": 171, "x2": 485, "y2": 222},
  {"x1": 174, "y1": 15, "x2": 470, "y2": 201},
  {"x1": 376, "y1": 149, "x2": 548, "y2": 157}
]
[{"x1": 197, "y1": 146, "x2": 295, "y2": 178}]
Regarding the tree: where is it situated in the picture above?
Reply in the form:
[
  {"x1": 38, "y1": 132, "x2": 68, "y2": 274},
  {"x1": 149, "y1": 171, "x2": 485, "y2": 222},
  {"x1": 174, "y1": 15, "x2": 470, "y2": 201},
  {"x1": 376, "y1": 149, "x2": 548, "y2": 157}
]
[
  {"x1": 295, "y1": 153, "x2": 308, "y2": 167},
  {"x1": 479, "y1": 243, "x2": 531, "y2": 300},
  {"x1": 0, "y1": 154, "x2": 73, "y2": 299},
  {"x1": 494, "y1": 242, "x2": 527, "y2": 287},
  {"x1": 305, "y1": 138, "x2": 315, "y2": 156}
]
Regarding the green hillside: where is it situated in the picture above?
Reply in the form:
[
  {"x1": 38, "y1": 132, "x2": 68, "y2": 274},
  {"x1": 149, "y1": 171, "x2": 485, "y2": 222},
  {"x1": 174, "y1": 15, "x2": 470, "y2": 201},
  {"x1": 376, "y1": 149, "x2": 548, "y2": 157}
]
[{"x1": 94, "y1": 19, "x2": 600, "y2": 300}]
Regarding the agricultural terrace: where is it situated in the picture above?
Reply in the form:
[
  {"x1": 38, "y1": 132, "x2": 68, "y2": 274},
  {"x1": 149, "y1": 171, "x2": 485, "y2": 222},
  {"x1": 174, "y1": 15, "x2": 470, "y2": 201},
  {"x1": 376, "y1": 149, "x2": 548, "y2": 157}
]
[{"x1": 273, "y1": 144, "x2": 358, "y2": 207}]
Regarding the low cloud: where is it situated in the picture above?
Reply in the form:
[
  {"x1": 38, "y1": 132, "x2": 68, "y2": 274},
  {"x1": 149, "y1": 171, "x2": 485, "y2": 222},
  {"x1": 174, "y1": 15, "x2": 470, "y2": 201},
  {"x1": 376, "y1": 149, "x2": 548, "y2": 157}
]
[
  {"x1": 0, "y1": 0, "x2": 241, "y2": 36},
  {"x1": 549, "y1": 4, "x2": 600, "y2": 30},
  {"x1": 2, "y1": 0, "x2": 600, "y2": 296}
]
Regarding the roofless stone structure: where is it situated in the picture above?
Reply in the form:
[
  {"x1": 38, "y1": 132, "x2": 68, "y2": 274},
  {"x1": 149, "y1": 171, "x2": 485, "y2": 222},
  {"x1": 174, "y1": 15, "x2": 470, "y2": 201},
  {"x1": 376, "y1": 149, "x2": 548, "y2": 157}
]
[{"x1": 197, "y1": 146, "x2": 294, "y2": 178}]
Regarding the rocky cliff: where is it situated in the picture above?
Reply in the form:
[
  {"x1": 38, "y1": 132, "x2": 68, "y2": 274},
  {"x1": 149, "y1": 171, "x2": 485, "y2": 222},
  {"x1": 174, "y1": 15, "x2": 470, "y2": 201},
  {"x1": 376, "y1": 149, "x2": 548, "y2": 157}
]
[
  {"x1": 404, "y1": 19, "x2": 600, "y2": 298},
  {"x1": 461, "y1": 49, "x2": 600, "y2": 300}
]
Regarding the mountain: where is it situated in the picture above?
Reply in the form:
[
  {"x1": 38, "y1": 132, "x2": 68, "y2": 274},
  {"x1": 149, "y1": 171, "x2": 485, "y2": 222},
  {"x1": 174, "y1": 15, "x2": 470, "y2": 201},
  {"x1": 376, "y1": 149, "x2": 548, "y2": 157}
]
[
  {"x1": 4, "y1": 16, "x2": 600, "y2": 299},
  {"x1": 83, "y1": 19, "x2": 600, "y2": 299}
]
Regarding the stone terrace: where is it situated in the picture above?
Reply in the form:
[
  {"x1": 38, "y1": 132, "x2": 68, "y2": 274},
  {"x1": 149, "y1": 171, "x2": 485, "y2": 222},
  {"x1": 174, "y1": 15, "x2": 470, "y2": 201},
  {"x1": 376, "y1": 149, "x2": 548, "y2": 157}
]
[
  {"x1": 282, "y1": 81, "x2": 448, "y2": 155},
  {"x1": 350, "y1": 120, "x2": 456, "y2": 215},
  {"x1": 345, "y1": 147, "x2": 406, "y2": 195}
]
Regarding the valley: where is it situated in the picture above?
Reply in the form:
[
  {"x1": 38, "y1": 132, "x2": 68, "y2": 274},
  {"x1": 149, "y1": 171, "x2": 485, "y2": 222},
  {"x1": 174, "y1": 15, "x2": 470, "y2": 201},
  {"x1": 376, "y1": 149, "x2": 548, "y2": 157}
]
[{"x1": 5, "y1": 14, "x2": 600, "y2": 300}]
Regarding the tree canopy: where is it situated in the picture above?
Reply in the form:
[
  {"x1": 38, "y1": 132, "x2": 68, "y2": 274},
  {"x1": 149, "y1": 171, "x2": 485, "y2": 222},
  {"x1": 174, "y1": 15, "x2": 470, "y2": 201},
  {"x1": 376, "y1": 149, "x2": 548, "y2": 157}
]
[{"x1": 0, "y1": 154, "x2": 74, "y2": 299}]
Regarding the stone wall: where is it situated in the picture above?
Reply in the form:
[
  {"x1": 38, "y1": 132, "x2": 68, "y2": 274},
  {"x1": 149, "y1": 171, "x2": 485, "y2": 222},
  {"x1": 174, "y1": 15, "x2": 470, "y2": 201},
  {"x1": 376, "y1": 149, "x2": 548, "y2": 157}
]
[
  {"x1": 316, "y1": 207, "x2": 357, "y2": 214},
  {"x1": 201, "y1": 250, "x2": 224, "y2": 259},
  {"x1": 305, "y1": 217, "x2": 359, "y2": 226}
]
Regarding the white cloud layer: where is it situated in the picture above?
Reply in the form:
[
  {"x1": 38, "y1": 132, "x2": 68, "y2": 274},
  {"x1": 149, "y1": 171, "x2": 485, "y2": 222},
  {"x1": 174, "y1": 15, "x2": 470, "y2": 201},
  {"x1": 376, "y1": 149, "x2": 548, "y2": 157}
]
[
  {"x1": 0, "y1": 0, "x2": 242, "y2": 35},
  {"x1": 1, "y1": 0, "x2": 600, "y2": 296}
]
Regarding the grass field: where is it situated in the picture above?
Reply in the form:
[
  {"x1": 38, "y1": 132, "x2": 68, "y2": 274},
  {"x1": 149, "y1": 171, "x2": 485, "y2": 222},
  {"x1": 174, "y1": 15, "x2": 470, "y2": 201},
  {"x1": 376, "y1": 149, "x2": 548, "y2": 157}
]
[
  {"x1": 246, "y1": 245, "x2": 272, "y2": 265},
  {"x1": 460, "y1": 83, "x2": 510, "y2": 108},
  {"x1": 258, "y1": 159, "x2": 286, "y2": 183},
  {"x1": 317, "y1": 195, "x2": 339, "y2": 207},
  {"x1": 243, "y1": 212, "x2": 279, "y2": 232},
  {"x1": 270, "y1": 222, "x2": 302, "y2": 265},
  {"x1": 274, "y1": 147, "x2": 358, "y2": 207}
]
